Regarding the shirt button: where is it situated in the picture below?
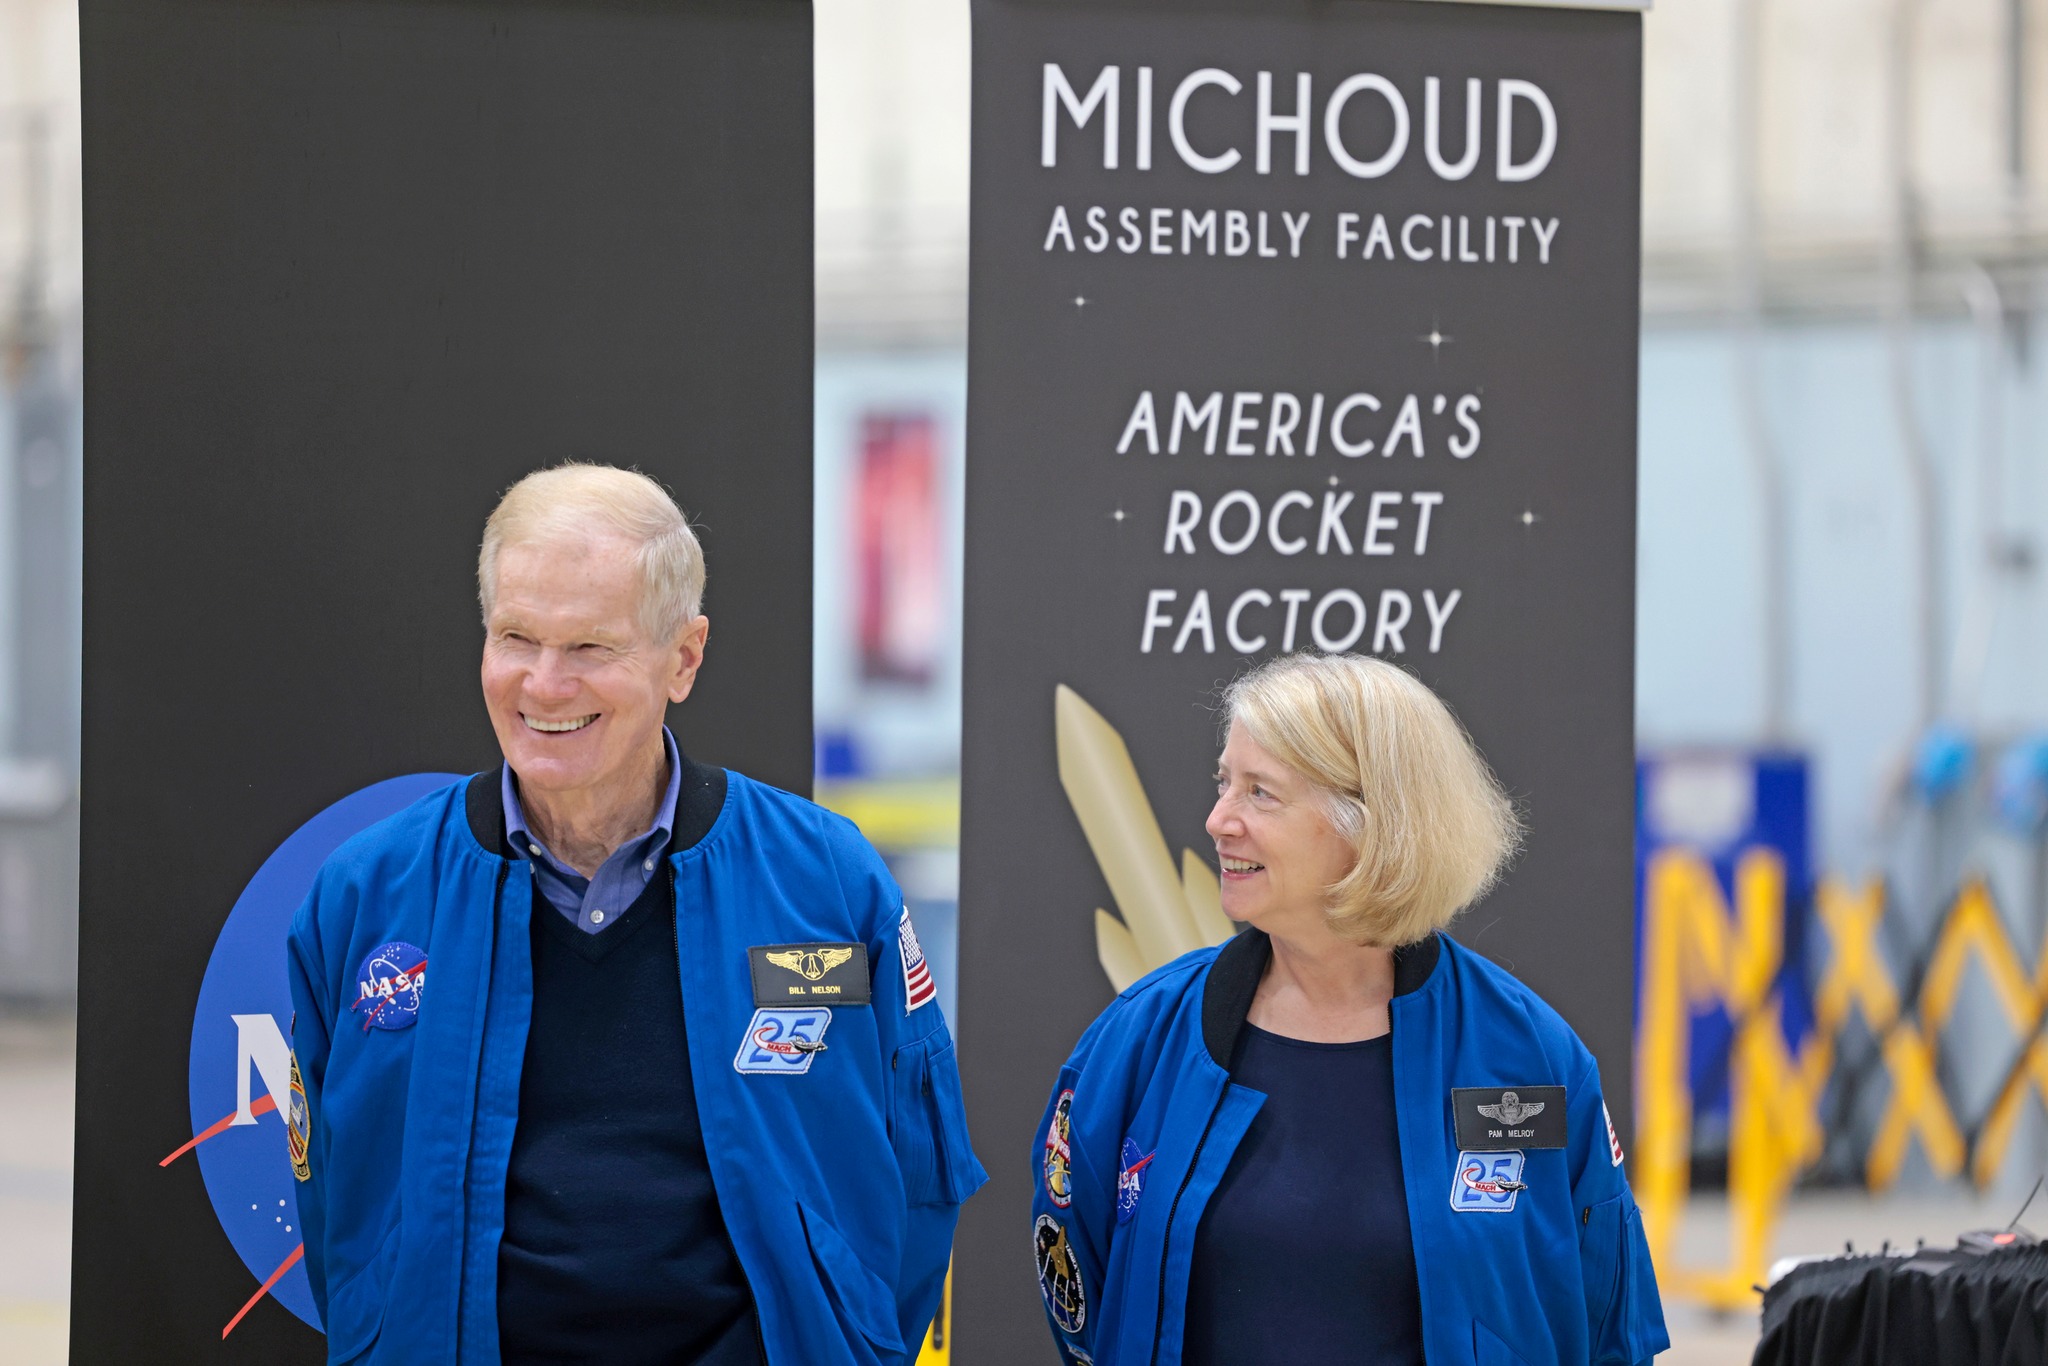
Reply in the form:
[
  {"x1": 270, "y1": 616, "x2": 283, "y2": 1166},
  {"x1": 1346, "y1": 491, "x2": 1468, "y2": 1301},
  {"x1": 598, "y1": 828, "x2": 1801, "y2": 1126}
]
[
  {"x1": 528, "y1": 844, "x2": 542, "y2": 856},
  {"x1": 643, "y1": 858, "x2": 655, "y2": 871},
  {"x1": 590, "y1": 909, "x2": 606, "y2": 924}
]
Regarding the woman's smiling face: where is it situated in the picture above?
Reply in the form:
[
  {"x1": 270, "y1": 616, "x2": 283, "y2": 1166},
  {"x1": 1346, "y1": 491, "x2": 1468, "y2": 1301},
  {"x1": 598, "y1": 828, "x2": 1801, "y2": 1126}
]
[{"x1": 1204, "y1": 721, "x2": 1359, "y2": 934}]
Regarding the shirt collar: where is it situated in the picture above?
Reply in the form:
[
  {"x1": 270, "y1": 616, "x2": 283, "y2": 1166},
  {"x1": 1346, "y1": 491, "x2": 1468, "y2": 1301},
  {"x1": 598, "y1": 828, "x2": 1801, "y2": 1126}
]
[{"x1": 502, "y1": 726, "x2": 682, "y2": 865}]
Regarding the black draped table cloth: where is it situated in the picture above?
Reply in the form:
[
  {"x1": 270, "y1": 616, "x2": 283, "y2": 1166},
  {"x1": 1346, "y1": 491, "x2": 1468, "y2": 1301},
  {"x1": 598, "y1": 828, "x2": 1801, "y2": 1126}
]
[{"x1": 1755, "y1": 1242, "x2": 2048, "y2": 1366}]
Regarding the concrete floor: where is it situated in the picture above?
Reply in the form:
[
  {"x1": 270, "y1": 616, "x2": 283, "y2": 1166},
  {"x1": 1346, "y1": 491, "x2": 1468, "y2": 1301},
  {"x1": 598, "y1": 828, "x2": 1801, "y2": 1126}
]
[
  {"x1": 0, "y1": 1015, "x2": 73, "y2": 1366},
  {"x1": 0, "y1": 1014, "x2": 2014, "y2": 1366}
]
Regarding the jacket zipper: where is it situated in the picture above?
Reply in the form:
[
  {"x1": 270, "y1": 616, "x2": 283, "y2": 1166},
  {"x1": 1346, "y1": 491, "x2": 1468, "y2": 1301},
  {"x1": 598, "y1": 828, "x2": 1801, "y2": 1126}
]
[
  {"x1": 1388, "y1": 1007, "x2": 1437, "y2": 1359},
  {"x1": 667, "y1": 861, "x2": 772, "y2": 1366},
  {"x1": 456, "y1": 859, "x2": 511, "y2": 1359},
  {"x1": 1148, "y1": 1085, "x2": 1229, "y2": 1366}
]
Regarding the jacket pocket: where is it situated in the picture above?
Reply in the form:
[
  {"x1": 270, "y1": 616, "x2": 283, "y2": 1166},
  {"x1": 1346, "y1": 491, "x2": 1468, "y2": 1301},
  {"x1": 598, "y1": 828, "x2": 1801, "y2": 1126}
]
[
  {"x1": 1578, "y1": 1192, "x2": 1627, "y2": 1353},
  {"x1": 1615, "y1": 1198, "x2": 1668, "y2": 1362},
  {"x1": 1581, "y1": 1190, "x2": 1666, "y2": 1364},
  {"x1": 796, "y1": 1198, "x2": 906, "y2": 1358},
  {"x1": 1474, "y1": 1317, "x2": 1534, "y2": 1366},
  {"x1": 891, "y1": 1033, "x2": 986, "y2": 1206},
  {"x1": 322, "y1": 1223, "x2": 399, "y2": 1364}
]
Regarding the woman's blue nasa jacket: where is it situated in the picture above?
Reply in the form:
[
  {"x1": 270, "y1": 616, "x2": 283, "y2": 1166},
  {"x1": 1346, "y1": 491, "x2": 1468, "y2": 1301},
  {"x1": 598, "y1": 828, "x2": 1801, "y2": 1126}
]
[
  {"x1": 287, "y1": 767, "x2": 986, "y2": 1366},
  {"x1": 1031, "y1": 928, "x2": 1668, "y2": 1366}
]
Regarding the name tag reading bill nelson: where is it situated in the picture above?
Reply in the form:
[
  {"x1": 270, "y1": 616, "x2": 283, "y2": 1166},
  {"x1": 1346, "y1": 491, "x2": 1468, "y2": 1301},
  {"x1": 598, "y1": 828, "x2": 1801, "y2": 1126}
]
[
  {"x1": 1451, "y1": 1085, "x2": 1568, "y2": 1151},
  {"x1": 749, "y1": 943, "x2": 872, "y2": 1006}
]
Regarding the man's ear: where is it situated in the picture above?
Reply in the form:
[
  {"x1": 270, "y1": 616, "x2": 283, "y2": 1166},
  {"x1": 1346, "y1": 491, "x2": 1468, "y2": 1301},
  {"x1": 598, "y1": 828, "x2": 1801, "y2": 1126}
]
[{"x1": 668, "y1": 615, "x2": 710, "y2": 704}]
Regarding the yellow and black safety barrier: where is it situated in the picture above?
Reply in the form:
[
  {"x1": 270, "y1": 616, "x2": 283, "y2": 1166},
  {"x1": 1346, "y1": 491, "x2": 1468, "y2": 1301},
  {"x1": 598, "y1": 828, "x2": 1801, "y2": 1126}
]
[{"x1": 1637, "y1": 849, "x2": 2048, "y2": 1309}]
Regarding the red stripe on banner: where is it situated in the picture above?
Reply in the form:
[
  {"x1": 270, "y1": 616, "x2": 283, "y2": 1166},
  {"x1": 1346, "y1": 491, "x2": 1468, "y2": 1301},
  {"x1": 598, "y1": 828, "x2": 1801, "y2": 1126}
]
[
  {"x1": 160, "y1": 1093, "x2": 277, "y2": 1167},
  {"x1": 222, "y1": 1241, "x2": 304, "y2": 1338},
  {"x1": 907, "y1": 963, "x2": 936, "y2": 1007}
]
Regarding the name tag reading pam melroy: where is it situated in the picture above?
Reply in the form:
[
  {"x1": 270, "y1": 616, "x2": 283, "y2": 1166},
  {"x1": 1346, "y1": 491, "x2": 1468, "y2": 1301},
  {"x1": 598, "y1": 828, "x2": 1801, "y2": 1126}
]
[
  {"x1": 748, "y1": 943, "x2": 872, "y2": 1006},
  {"x1": 1452, "y1": 1086, "x2": 1568, "y2": 1151}
]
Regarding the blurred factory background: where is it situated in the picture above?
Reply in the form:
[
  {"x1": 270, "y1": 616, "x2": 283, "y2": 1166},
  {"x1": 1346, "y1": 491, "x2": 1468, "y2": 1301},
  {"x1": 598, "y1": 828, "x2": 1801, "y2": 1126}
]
[
  {"x1": 5, "y1": 0, "x2": 2048, "y2": 1359},
  {"x1": 0, "y1": 0, "x2": 78, "y2": 1010},
  {"x1": 0, "y1": 5, "x2": 80, "y2": 1361}
]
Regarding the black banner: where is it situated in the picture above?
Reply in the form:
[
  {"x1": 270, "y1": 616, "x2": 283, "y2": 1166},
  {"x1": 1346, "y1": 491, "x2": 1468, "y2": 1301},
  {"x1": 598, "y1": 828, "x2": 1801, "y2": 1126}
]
[
  {"x1": 957, "y1": 0, "x2": 1642, "y2": 1355},
  {"x1": 74, "y1": 1, "x2": 812, "y2": 1358}
]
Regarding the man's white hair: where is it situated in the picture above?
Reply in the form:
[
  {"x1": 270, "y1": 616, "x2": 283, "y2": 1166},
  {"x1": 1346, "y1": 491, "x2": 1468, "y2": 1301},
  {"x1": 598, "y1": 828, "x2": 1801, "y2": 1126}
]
[{"x1": 478, "y1": 462, "x2": 705, "y2": 641}]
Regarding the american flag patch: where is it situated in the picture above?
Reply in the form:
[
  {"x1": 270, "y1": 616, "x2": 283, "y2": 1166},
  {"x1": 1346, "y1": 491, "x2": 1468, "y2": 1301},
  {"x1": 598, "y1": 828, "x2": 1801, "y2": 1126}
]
[{"x1": 899, "y1": 906, "x2": 936, "y2": 1012}]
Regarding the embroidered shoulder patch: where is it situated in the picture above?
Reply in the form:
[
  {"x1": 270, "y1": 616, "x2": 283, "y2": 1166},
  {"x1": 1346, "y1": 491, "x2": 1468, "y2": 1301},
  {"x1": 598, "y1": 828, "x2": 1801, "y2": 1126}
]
[
  {"x1": 1604, "y1": 1101, "x2": 1624, "y2": 1167},
  {"x1": 286, "y1": 1050, "x2": 311, "y2": 1182},
  {"x1": 899, "y1": 906, "x2": 936, "y2": 1012},
  {"x1": 351, "y1": 941, "x2": 426, "y2": 1031},
  {"x1": 1116, "y1": 1137, "x2": 1154, "y2": 1225},
  {"x1": 1043, "y1": 1089, "x2": 1074, "y2": 1207},
  {"x1": 1034, "y1": 1214, "x2": 1086, "y2": 1333}
]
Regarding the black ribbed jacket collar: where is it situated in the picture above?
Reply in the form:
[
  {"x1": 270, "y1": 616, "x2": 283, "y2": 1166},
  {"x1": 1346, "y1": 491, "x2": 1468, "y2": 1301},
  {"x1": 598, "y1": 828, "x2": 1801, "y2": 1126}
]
[{"x1": 1200, "y1": 927, "x2": 1442, "y2": 1068}]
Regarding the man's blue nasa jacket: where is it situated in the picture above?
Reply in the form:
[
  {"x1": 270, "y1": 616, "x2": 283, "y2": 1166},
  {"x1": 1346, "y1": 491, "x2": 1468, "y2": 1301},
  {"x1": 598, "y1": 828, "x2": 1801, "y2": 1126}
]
[
  {"x1": 1030, "y1": 928, "x2": 1668, "y2": 1366},
  {"x1": 288, "y1": 766, "x2": 986, "y2": 1366}
]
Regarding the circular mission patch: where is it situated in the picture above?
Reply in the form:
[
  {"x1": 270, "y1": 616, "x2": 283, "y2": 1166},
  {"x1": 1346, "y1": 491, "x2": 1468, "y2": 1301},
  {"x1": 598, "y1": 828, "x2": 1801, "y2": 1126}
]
[
  {"x1": 1043, "y1": 1088, "x2": 1074, "y2": 1207},
  {"x1": 1035, "y1": 1213, "x2": 1085, "y2": 1333}
]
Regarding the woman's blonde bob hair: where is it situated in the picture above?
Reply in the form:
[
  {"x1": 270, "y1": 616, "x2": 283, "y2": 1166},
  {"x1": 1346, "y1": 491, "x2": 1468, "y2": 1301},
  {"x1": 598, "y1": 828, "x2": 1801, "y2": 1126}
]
[
  {"x1": 478, "y1": 462, "x2": 705, "y2": 642},
  {"x1": 1222, "y1": 652, "x2": 1521, "y2": 947}
]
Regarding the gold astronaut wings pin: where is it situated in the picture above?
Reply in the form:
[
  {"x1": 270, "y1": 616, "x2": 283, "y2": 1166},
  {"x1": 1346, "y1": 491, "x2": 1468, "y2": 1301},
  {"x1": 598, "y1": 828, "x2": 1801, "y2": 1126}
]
[{"x1": 763, "y1": 946, "x2": 856, "y2": 982}]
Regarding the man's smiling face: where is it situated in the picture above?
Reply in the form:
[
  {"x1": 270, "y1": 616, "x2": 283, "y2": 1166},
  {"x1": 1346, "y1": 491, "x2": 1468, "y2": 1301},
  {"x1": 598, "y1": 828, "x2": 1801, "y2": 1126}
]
[{"x1": 480, "y1": 531, "x2": 703, "y2": 802}]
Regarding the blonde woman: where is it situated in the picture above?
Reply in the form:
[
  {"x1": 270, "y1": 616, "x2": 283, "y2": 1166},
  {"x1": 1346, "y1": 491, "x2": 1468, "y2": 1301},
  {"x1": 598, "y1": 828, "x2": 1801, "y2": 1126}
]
[{"x1": 1029, "y1": 653, "x2": 1666, "y2": 1366}]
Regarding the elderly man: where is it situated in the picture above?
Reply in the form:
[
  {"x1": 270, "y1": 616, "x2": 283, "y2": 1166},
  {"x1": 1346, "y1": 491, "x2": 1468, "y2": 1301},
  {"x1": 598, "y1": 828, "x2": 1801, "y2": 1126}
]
[{"x1": 288, "y1": 463, "x2": 983, "y2": 1366}]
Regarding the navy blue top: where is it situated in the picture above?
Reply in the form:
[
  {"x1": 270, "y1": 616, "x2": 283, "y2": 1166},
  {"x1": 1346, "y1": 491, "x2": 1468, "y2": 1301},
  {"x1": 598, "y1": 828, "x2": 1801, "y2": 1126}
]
[
  {"x1": 1183, "y1": 1024, "x2": 1424, "y2": 1366},
  {"x1": 504, "y1": 727, "x2": 682, "y2": 934},
  {"x1": 497, "y1": 758, "x2": 762, "y2": 1366}
]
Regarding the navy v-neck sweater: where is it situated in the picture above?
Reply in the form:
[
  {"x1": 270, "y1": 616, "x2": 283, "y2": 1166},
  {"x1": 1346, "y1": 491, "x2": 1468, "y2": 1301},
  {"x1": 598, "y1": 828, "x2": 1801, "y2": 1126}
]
[{"x1": 496, "y1": 761, "x2": 763, "y2": 1366}]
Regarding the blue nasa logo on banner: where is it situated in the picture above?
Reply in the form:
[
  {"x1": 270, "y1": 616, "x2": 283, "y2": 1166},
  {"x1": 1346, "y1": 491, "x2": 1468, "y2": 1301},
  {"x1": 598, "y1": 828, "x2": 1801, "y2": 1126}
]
[
  {"x1": 1449, "y1": 1149, "x2": 1528, "y2": 1213},
  {"x1": 351, "y1": 940, "x2": 427, "y2": 1030},
  {"x1": 181, "y1": 772, "x2": 459, "y2": 1334},
  {"x1": 733, "y1": 1007, "x2": 833, "y2": 1074}
]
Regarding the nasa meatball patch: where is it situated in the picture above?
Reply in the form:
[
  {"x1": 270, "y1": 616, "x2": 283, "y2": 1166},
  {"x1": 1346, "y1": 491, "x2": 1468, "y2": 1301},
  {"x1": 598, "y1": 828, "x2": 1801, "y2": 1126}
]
[
  {"x1": 350, "y1": 941, "x2": 427, "y2": 1030},
  {"x1": 1116, "y1": 1138, "x2": 1154, "y2": 1225}
]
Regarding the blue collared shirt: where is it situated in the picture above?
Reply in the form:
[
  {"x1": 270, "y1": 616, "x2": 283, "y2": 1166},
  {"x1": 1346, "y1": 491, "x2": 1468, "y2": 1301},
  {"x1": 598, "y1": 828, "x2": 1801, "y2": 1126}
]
[{"x1": 503, "y1": 727, "x2": 682, "y2": 934}]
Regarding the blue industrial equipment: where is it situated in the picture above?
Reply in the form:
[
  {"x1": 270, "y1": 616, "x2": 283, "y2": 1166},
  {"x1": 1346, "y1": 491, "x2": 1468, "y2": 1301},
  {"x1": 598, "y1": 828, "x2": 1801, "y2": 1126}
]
[{"x1": 1635, "y1": 749, "x2": 1814, "y2": 1156}]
